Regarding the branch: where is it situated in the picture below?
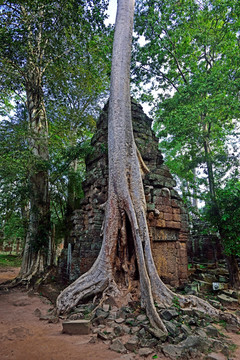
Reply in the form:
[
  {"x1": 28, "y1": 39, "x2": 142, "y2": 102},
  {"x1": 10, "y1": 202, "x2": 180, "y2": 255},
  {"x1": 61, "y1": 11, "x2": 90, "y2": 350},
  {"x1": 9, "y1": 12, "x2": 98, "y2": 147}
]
[
  {"x1": 161, "y1": 28, "x2": 188, "y2": 85},
  {"x1": 2, "y1": 58, "x2": 26, "y2": 81},
  {"x1": 42, "y1": 48, "x2": 73, "y2": 74},
  {"x1": 137, "y1": 64, "x2": 180, "y2": 93}
]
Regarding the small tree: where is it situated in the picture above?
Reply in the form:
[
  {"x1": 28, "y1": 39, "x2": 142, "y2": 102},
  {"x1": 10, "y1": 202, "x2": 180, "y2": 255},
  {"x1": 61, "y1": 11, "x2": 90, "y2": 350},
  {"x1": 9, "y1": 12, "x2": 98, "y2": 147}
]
[{"x1": 204, "y1": 178, "x2": 240, "y2": 287}]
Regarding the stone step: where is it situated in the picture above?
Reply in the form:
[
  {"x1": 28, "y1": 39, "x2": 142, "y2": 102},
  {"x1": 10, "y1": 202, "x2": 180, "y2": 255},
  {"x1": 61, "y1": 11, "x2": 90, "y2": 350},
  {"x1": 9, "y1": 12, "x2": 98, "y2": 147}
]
[{"x1": 62, "y1": 320, "x2": 91, "y2": 335}]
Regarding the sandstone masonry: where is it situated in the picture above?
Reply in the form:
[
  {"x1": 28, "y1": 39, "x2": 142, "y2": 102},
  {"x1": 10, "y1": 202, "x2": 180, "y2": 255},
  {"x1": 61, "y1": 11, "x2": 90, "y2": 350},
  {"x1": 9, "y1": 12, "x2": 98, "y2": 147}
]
[{"x1": 60, "y1": 100, "x2": 188, "y2": 287}]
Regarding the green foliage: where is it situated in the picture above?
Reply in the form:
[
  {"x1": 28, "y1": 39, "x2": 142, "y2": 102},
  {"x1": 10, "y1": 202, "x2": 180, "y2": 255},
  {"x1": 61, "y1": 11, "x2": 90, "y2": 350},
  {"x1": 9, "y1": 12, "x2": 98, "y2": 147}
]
[
  {"x1": 172, "y1": 295, "x2": 181, "y2": 310},
  {"x1": 0, "y1": 1, "x2": 112, "y2": 250},
  {"x1": 134, "y1": 0, "x2": 240, "y2": 206},
  {"x1": 204, "y1": 178, "x2": 240, "y2": 257},
  {"x1": 0, "y1": 104, "x2": 30, "y2": 246},
  {"x1": 0, "y1": 254, "x2": 22, "y2": 267}
]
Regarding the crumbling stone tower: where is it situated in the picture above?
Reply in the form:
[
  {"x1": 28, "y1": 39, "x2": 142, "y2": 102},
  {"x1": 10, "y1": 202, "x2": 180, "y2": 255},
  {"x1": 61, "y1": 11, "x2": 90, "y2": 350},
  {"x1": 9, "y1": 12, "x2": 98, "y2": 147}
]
[{"x1": 61, "y1": 100, "x2": 188, "y2": 287}]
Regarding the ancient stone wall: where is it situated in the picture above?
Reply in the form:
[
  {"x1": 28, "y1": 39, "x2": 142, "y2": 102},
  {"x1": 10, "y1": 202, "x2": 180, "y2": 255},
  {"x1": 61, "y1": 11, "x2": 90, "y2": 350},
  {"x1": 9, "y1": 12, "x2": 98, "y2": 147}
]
[
  {"x1": 60, "y1": 100, "x2": 189, "y2": 287},
  {"x1": 188, "y1": 219, "x2": 223, "y2": 263}
]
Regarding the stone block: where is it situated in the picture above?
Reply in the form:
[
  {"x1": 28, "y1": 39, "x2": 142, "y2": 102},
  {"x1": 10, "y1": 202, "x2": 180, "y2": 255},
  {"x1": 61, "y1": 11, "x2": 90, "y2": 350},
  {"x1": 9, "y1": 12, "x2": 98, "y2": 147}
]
[
  {"x1": 172, "y1": 213, "x2": 181, "y2": 222},
  {"x1": 171, "y1": 199, "x2": 179, "y2": 208},
  {"x1": 138, "y1": 348, "x2": 154, "y2": 357},
  {"x1": 172, "y1": 207, "x2": 180, "y2": 214},
  {"x1": 109, "y1": 339, "x2": 127, "y2": 354},
  {"x1": 155, "y1": 196, "x2": 163, "y2": 205},
  {"x1": 125, "y1": 336, "x2": 139, "y2": 351},
  {"x1": 164, "y1": 213, "x2": 173, "y2": 221},
  {"x1": 165, "y1": 221, "x2": 181, "y2": 229},
  {"x1": 62, "y1": 320, "x2": 91, "y2": 335},
  {"x1": 148, "y1": 211, "x2": 155, "y2": 220},
  {"x1": 155, "y1": 219, "x2": 166, "y2": 228}
]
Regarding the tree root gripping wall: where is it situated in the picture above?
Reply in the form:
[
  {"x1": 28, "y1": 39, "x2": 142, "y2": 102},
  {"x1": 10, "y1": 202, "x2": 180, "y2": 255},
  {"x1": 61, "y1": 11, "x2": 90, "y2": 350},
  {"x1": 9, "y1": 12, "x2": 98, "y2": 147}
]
[{"x1": 59, "y1": 100, "x2": 189, "y2": 287}]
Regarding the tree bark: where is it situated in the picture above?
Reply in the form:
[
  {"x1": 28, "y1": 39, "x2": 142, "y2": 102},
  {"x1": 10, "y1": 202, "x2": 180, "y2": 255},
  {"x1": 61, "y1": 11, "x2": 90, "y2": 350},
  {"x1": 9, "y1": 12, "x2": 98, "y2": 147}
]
[
  {"x1": 226, "y1": 254, "x2": 240, "y2": 289},
  {"x1": 17, "y1": 69, "x2": 52, "y2": 282},
  {"x1": 64, "y1": 159, "x2": 78, "y2": 248},
  {"x1": 203, "y1": 119, "x2": 240, "y2": 288}
]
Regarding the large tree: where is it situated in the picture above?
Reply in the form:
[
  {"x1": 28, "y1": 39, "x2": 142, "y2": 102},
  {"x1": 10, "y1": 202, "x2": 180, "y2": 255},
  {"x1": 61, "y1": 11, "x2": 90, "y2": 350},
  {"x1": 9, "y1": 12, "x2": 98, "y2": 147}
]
[
  {"x1": 134, "y1": 0, "x2": 240, "y2": 287},
  {"x1": 0, "y1": 0, "x2": 109, "y2": 282},
  {"x1": 56, "y1": 0, "x2": 232, "y2": 332}
]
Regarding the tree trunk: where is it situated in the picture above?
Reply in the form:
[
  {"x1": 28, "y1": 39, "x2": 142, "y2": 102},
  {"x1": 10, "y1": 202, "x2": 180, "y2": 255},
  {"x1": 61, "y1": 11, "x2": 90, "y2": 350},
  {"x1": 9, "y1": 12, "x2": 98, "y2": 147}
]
[
  {"x1": 17, "y1": 71, "x2": 52, "y2": 282},
  {"x1": 64, "y1": 159, "x2": 78, "y2": 248},
  {"x1": 192, "y1": 168, "x2": 198, "y2": 210},
  {"x1": 56, "y1": 0, "x2": 239, "y2": 331},
  {"x1": 203, "y1": 121, "x2": 216, "y2": 201},
  {"x1": 203, "y1": 119, "x2": 240, "y2": 288},
  {"x1": 226, "y1": 254, "x2": 240, "y2": 289}
]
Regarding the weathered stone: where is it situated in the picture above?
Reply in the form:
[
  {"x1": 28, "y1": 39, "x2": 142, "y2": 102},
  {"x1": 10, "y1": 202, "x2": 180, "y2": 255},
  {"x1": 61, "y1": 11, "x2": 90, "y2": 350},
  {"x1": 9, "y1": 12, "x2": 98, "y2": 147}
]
[
  {"x1": 97, "y1": 331, "x2": 109, "y2": 341},
  {"x1": 218, "y1": 275, "x2": 228, "y2": 283},
  {"x1": 102, "y1": 304, "x2": 110, "y2": 312},
  {"x1": 88, "y1": 335, "x2": 97, "y2": 344},
  {"x1": 195, "y1": 328, "x2": 207, "y2": 338},
  {"x1": 125, "y1": 318, "x2": 137, "y2": 327},
  {"x1": 109, "y1": 339, "x2": 127, "y2": 354},
  {"x1": 136, "y1": 314, "x2": 147, "y2": 322},
  {"x1": 206, "y1": 325, "x2": 219, "y2": 338},
  {"x1": 122, "y1": 324, "x2": 131, "y2": 334},
  {"x1": 209, "y1": 299, "x2": 221, "y2": 309},
  {"x1": 217, "y1": 294, "x2": 238, "y2": 306},
  {"x1": 48, "y1": 316, "x2": 59, "y2": 324},
  {"x1": 114, "y1": 325, "x2": 125, "y2": 337},
  {"x1": 95, "y1": 308, "x2": 109, "y2": 319},
  {"x1": 162, "y1": 344, "x2": 183, "y2": 359},
  {"x1": 181, "y1": 335, "x2": 209, "y2": 353},
  {"x1": 222, "y1": 289, "x2": 239, "y2": 299},
  {"x1": 138, "y1": 327, "x2": 146, "y2": 337},
  {"x1": 118, "y1": 355, "x2": 136, "y2": 360},
  {"x1": 210, "y1": 339, "x2": 226, "y2": 352},
  {"x1": 68, "y1": 313, "x2": 84, "y2": 320},
  {"x1": 174, "y1": 333, "x2": 187, "y2": 343},
  {"x1": 115, "y1": 317, "x2": 125, "y2": 324},
  {"x1": 93, "y1": 316, "x2": 108, "y2": 326},
  {"x1": 188, "y1": 318, "x2": 197, "y2": 326},
  {"x1": 125, "y1": 336, "x2": 139, "y2": 351},
  {"x1": 34, "y1": 308, "x2": 42, "y2": 318},
  {"x1": 144, "y1": 326, "x2": 167, "y2": 342},
  {"x1": 138, "y1": 347, "x2": 154, "y2": 357},
  {"x1": 197, "y1": 280, "x2": 213, "y2": 291},
  {"x1": 204, "y1": 353, "x2": 226, "y2": 360},
  {"x1": 225, "y1": 323, "x2": 240, "y2": 333},
  {"x1": 62, "y1": 320, "x2": 91, "y2": 335},
  {"x1": 164, "y1": 321, "x2": 179, "y2": 337},
  {"x1": 131, "y1": 326, "x2": 140, "y2": 334},
  {"x1": 181, "y1": 324, "x2": 192, "y2": 336},
  {"x1": 160, "y1": 308, "x2": 179, "y2": 321}
]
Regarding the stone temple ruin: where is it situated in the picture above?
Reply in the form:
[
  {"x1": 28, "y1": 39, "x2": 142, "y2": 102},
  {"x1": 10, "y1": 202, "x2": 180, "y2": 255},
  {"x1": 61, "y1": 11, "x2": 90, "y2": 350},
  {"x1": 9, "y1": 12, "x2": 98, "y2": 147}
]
[{"x1": 60, "y1": 100, "x2": 189, "y2": 287}]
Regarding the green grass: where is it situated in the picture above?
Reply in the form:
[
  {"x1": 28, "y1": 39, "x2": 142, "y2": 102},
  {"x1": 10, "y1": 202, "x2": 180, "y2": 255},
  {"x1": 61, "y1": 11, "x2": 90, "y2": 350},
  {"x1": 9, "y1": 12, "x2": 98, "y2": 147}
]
[{"x1": 0, "y1": 254, "x2": 22, "y2": 267}]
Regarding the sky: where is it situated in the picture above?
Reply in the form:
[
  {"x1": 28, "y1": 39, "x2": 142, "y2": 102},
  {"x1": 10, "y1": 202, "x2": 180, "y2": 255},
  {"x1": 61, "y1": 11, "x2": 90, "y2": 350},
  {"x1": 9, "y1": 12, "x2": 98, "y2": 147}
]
[{"x1": 106, "y1": 0, "x2": 117, "y2": 25}]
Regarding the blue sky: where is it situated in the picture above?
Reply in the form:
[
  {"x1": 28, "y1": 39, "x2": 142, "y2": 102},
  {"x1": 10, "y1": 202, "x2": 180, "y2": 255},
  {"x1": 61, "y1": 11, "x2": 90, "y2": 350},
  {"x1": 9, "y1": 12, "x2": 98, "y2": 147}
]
[{"x1": 106, "y1": 0, "x2": 117, "y2": 24}]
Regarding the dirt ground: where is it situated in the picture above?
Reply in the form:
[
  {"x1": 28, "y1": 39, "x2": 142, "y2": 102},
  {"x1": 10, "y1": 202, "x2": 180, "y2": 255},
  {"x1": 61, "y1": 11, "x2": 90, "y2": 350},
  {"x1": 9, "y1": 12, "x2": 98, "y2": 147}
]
[
  {"x1": 0, "y1": 267, "x2": 168, "y2": 360},
  {"x1": 0, "y1": 267, "x2": 239, "y2": 360}
]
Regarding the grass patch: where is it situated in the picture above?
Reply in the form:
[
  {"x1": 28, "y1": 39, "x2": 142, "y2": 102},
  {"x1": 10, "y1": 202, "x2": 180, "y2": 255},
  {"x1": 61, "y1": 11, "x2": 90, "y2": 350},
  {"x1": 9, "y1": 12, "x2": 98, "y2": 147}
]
[{"x1": 0, "y1": 254, "x2": 22, "y2": 267}]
